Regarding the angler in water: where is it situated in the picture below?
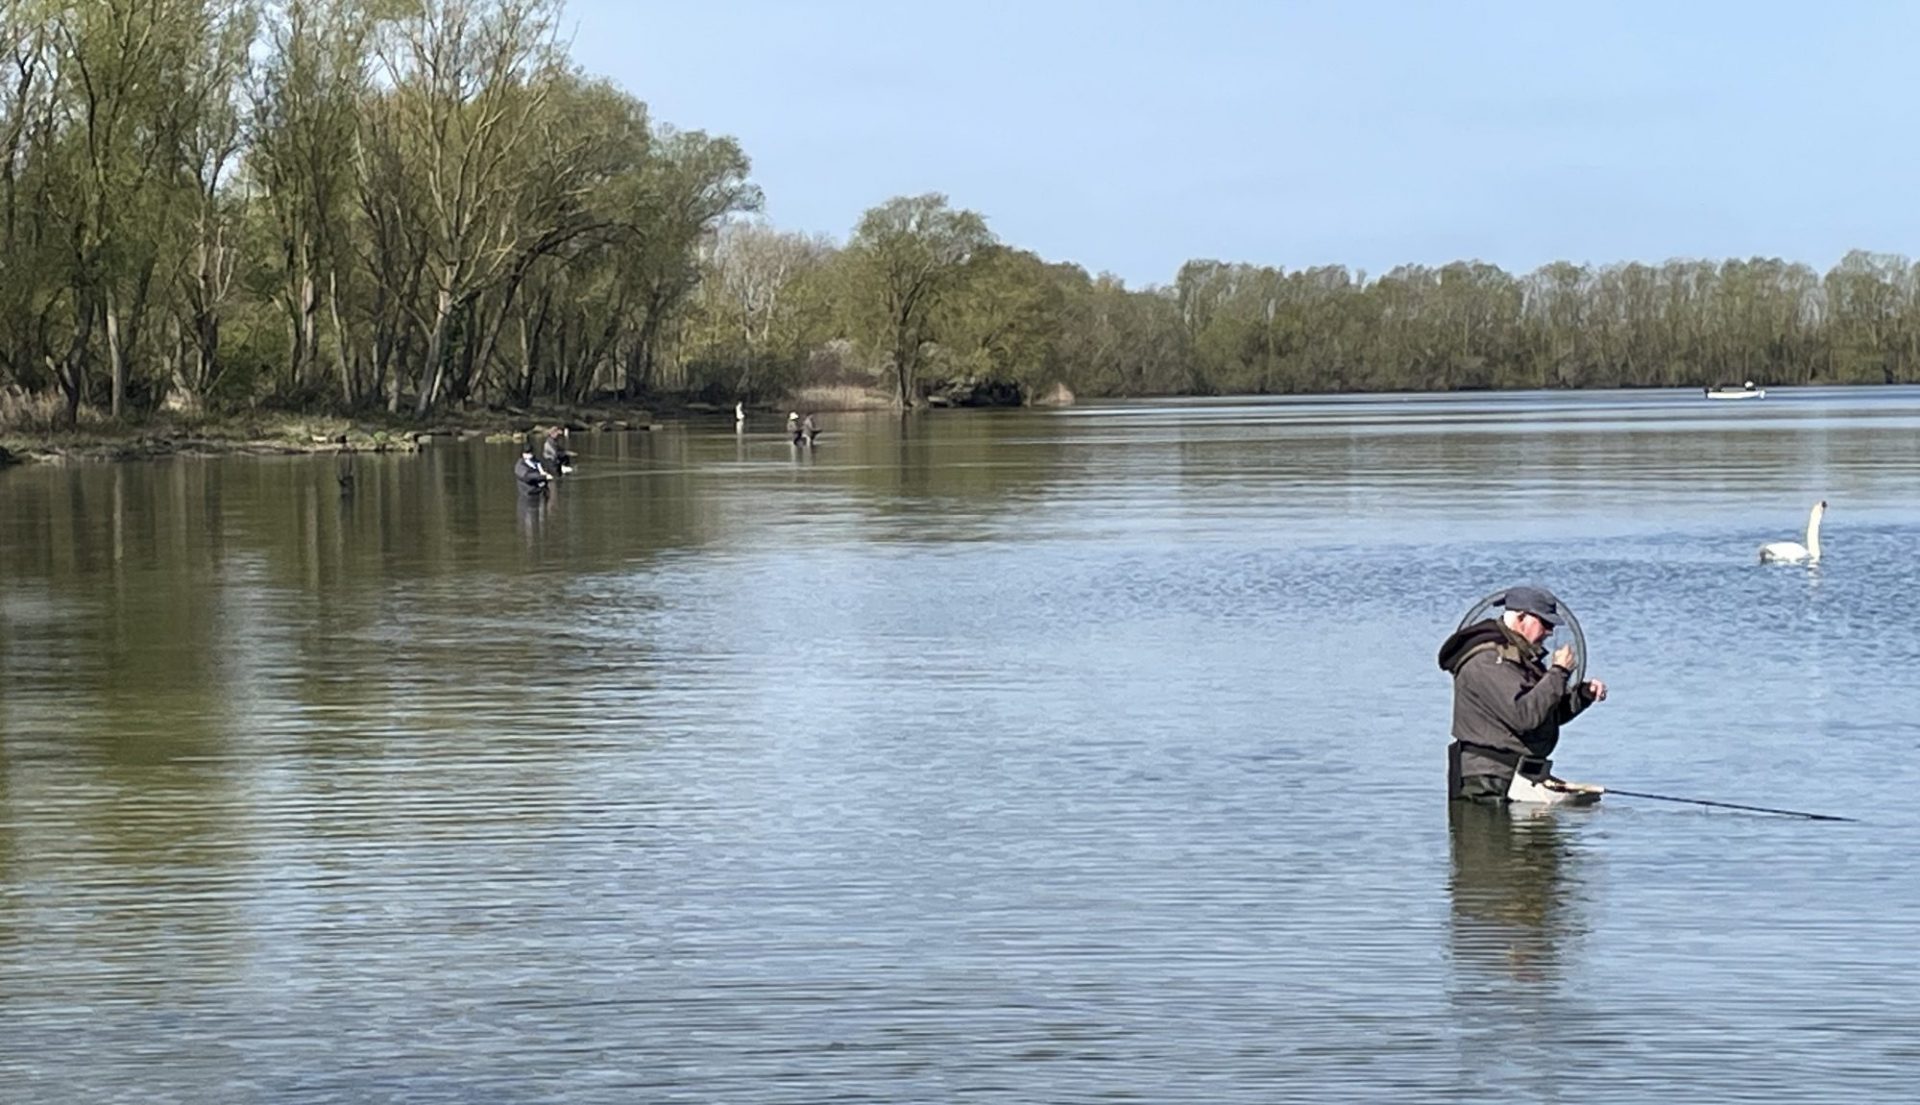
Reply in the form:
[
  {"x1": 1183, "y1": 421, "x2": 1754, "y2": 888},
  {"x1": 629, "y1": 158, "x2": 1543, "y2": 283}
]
[
  {"x1": 515, "y1": 441, "x2": 552, "y2": 497},
  {"x1": 1437, "y1": 585, "x2": 1608, "y2": 806},
  {"x1": 541, "y1": 425, "x2": 575, "y2": 475}
]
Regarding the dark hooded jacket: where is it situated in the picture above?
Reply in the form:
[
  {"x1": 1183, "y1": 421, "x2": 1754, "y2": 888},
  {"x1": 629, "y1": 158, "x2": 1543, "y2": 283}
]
[
  {"x1": 514, "y1": 453, "x2": 549, "y2": 494},
  {"x1": 1437, "y1": 618, "x2": 1595, "y2": 769}
]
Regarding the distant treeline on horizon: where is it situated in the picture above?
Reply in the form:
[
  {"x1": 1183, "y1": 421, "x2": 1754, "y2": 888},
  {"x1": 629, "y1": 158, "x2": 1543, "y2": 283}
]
[{"x1": 4, "y1": 0, "x2": 1917, "y2": 431}]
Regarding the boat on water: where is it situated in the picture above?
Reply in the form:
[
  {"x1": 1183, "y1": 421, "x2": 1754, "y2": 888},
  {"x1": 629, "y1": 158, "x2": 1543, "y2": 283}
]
[{"x1": 1705, "y1": 380, "x2": 1765, "y2": 400}]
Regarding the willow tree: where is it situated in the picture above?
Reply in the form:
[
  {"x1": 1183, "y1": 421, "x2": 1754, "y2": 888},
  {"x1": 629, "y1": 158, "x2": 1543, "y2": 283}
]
[
  {"x1": 437, "y1": 74, "x2": 650, "y2": 407},
  {"x1": 168, "y1": 1, "x2": 255, "y2": 411},
  {"x1": 362, "y1": 0, "x2": 569, "y2": 416},
  {"x1": 934, "y1": 245, "x2": 1066, "y2": 398},
  {"x1": 0, "y1": 0, "x2": 58, "y2": 396},
  {"x1": 842, "y1": 193, "x2": 992, "y2": 407},
  {"x1": 48, "y1": 0, "x2": 211, "y2": 419},
  {"x1": 250, "y1": 0, "x2": 370, "y2": 404},
  {"x1": 610, "y1": 126, "x2": 759, "y2": 397},
  {"x1": 690, "y1": 220, "x2": 831, "y2": 396},
  {"x1": 1826, "y1": 250, "x2": 1914, "y2": 384}
]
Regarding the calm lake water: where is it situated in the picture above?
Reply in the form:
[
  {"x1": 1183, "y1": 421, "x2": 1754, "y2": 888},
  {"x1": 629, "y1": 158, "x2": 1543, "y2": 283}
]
[{"x1": 4, "y1": 386, "x2": 1919, "y2": 1103}]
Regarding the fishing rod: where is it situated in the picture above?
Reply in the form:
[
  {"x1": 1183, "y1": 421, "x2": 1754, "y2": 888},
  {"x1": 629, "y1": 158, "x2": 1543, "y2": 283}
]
[{"x1": 1605, "y1": 788, "x2": 1854, "y2": 822}]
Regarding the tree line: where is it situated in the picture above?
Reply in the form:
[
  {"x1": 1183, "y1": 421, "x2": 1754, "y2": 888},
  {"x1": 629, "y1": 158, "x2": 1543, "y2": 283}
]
[
  {"x1": 5, "y1": 0, "x2": 1920, "y2": 430},
  {"x1": 1, "y1": 0, "x2": 758, "y2": 425},
  {"x1": 690, "y1": 234, "x2": 1920, "y2": 404}
]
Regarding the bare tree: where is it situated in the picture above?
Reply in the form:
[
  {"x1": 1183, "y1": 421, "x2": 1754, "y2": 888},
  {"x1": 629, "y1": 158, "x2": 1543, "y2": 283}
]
[
  {"x1": 365, "y1": 0, "x2": 565, "y2": 417},
  {"x1": 251, "y1": 0, "x2": 368, "y2": 404},
  {"x1": 708, "y1": 220, "x2": 830, "y2": 394}
]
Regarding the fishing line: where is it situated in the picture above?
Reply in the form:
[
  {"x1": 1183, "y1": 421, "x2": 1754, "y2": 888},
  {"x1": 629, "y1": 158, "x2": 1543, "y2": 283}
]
[{"x1": 1605, "y1": 788, "x2": 1853, "y2": 822}]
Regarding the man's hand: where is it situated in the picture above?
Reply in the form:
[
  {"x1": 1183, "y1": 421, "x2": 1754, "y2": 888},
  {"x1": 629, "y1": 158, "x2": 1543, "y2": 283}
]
[
  {"x1": 1549, "y1": 645, "x2": 1576, "y2": 671},
  {"x1": 1585, "y1": 680, "x2": 1608, "y2": 702}
]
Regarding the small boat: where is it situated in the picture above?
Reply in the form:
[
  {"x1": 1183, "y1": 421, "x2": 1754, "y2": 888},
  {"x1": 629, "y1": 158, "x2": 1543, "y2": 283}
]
[{"x1": 1705, "y1": 380, "x2": 1765, "y2": 400}]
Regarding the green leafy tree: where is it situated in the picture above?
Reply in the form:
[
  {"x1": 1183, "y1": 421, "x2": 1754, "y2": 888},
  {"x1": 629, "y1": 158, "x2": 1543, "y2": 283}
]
[{"x1": 842, "y1": 193, "x2": 992, "y2": 408}]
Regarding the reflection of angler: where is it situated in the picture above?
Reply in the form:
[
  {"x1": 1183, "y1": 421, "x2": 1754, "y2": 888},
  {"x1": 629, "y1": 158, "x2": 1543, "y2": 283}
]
[
  {"x1": 1448, "y1": 800, "x2": 1577, "y2": 983},
  {"x1": 1438, "y1": 585, "x2": 1608, "y2": 808},
  {"x1": 336, "y1": 439, "x2": 356, "y2": 495}
]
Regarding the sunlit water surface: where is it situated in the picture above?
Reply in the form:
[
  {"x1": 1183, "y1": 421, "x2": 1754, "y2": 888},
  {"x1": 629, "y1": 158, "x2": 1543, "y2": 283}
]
[{"x1": 4, "y1": 387, "x2": 1919, "y2": 1102}]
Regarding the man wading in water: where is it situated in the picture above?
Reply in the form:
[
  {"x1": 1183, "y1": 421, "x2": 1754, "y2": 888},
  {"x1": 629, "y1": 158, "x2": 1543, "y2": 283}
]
[
  {"x1": 514, "y1": 441, "x2": 551, "y2": 497},
  {"x1": 1437, "y1": 585, "x2": 1608, "y2": 804}
]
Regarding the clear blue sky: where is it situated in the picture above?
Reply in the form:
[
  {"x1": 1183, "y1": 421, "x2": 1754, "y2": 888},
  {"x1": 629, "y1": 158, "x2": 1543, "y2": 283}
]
[{"x1": 562, "y1": 0, "x2": 1920, "y2": 287}]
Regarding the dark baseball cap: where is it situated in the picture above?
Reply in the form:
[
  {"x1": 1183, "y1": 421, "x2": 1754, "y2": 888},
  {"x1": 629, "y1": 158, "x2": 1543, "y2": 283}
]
[{"x1": 1502, "y1": 585, "x2": 1562, "y2": 627}]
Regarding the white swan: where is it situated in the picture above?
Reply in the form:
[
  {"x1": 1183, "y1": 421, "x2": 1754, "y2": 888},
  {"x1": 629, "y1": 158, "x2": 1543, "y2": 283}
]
[{"x1": 1759, "y1": 500, "x2": 1826, "y2": 564}]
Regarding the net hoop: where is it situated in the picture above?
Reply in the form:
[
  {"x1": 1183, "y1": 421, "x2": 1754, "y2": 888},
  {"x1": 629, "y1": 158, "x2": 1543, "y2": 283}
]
[{"x1": 1455, "y1": 588, "x2": 1588, "y2": 685}]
